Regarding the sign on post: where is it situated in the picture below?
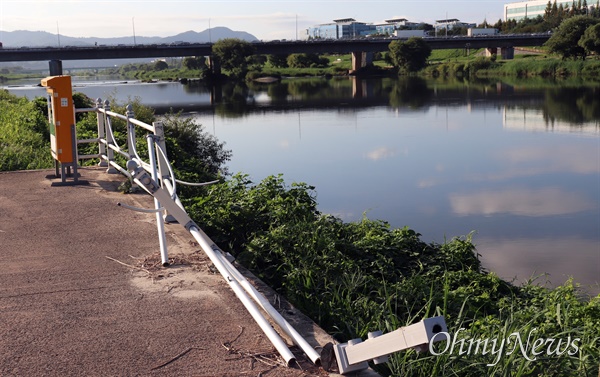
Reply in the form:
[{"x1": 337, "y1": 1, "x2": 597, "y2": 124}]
[{"x1": 41, "y1": 75, "x2": 83, "y2": 185}]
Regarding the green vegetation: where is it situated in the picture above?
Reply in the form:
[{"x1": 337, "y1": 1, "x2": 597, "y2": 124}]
[
  {"x1": 186, "y1": 174, "x2": 600, "y2": 377},
  {"x1": 211, "y1": 38, "x2": 257, "y2": 80},
  {"x1": 1, "y1": 89, "x2": 599, "y2": 376},
  {"x1": 0, "y1": 90, "x2": 53, "y2": 170},
  {"x1": 546, "y1": 16, "x2": 600, "y2": 59},
  {"x1": 388, "y1": 37, "x2": 432, "y2": 73},
  {"x1": 425, "y1": 55, "x2": 600, "y2": 79}
]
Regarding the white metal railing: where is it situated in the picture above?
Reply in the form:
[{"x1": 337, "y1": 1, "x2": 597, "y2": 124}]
[{"x1": 73, "y1": 100, "x2": 322, "y2": 368}]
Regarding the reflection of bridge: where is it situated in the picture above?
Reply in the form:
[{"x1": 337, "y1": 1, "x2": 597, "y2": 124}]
[{"x1": 0, "y1": 35, "x2": 549, "y2": 75}]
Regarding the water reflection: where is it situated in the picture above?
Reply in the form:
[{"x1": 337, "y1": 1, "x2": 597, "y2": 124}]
[
  {"x1": 3, "y1": 76, "x2": 599, "y2": 294},
  {"x1": 449, "y1": 188, "x2": 596, "y2": 217}
]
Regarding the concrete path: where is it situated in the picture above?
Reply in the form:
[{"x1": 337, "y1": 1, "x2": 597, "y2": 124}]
[{"x1": 0, "y1": 167, "x2": 352, "y2": 377}]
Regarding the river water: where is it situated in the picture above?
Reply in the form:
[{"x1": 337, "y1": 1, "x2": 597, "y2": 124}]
[{"x1": 4, "y1": 76, "x2": 599, "y2": 295}]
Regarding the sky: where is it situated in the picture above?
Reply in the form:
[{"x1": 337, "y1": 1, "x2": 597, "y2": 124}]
[{"x1": 0, "y1": 0, "x2": 510, "y2": 41}]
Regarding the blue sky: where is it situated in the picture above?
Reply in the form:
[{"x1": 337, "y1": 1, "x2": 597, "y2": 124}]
[{"x1": 1, "y1": 0, "x2": 509, "y2": 40}]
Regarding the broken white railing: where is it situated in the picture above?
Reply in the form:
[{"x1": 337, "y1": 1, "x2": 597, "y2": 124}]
[
  {"x1": 75, "y1": 99, "x2": 449, "y2": 372},
  {"x1": 75, "y1": 99, "x2": 321, "y2": 366}
]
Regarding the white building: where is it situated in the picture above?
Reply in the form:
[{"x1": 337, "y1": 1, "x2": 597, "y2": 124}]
[
  {"x1": 504, "y1": 0, "x2": 583, "y2": 21},
  {"x1": 434, "y1": 19, "x2": 476, "y2": 31}
]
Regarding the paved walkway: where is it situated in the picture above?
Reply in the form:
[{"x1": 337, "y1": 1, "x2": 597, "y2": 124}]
[{"x1": 0, "y1": 167, "x2": 364, "y2": 377}]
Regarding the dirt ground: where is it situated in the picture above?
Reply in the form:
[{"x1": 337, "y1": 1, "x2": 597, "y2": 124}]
[{"x1": 0, "y1": 167, "x2": 380, "y2": 377}]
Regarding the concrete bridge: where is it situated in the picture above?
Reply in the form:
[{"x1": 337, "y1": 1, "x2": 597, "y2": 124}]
[{"x1": 0, "y1": 34, "x2": 550, "y2": 75}]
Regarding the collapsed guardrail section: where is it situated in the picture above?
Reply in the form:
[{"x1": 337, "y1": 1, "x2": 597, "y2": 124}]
[{"x1": 75, "y1": 99, "x2": 448, "y2": 372}]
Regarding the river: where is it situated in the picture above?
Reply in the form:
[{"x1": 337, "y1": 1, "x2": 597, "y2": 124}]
[{"x1": 4, "y1": 75, "x2": 599, "y2": 295}]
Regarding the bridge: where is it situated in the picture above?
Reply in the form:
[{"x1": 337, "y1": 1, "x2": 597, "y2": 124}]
[{"x1": 0, "y1": 34, "x2": 550, "y2": 75}]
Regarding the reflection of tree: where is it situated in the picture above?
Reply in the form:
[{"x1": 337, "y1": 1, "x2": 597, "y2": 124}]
[
  {"x1": 266, "y1": 83, "x2": 290, "y2": 102},
  {"x1": 214, "y1": 82, "x2": 253, "y2": 118},
  {"x1": 287, "y1": 80, "x2": 338, "y2": 99},
  {"x1": 387, "y1": 77, "x2": 432, "y2": 109},
  {"x1": 543, "y1": 87, "x2": 600, "y2": 124},
  {"x1": 182, "y1": 81, "x2": 211, "y2": 95}
]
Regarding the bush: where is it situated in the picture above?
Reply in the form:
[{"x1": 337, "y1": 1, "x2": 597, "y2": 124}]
[{"x1": 0, "y1": 90, "x2": 53, "y2": 171}]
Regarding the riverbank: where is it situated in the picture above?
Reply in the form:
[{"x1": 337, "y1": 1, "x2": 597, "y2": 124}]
[{"x1": 425, "y1": 54, "x2": 600, "y2": 79}]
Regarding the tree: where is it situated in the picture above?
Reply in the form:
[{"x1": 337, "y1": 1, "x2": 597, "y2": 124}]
[
  {"x1": 211, "y1": 38, "x2": 256, "y2": 79},
  {"x1": 545, "y1": 1, "x2": 553, "y2": 19},
  {"x1": 545, "y1": 15, "x2": 599, "y2": 58},
  {"x1": 183, "y1": 56, "x2": 207, "y2": 70},
  {"x1": 579, "y1": 23, "x2": 600, "y2": 54},
  {"x1": 267, "y1": 54, "x2": 289, "y2": 68},
  {"x1": 388, "y1": 37, "x2": 432, "y2": 73},
  {"x1": 154, "y1": 60, "x2": 168, "y2": 71},
  {"x1": 286, "y1": 53, "x2": 328, "y2": 68}
]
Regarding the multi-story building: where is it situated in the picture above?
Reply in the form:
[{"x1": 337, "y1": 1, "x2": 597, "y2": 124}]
[
  {"x1": 434, "y1": 19, "x2": 477, "y2": 32},
  {"x1": 306, "y1": 18, "x2": 373, "y2": 39},
  {"x1": 504, "y1": 0, "x2": 583, "y2": 21},
  {"x1": 307, "y1": 18, "x2": 427, "y2": 40}
]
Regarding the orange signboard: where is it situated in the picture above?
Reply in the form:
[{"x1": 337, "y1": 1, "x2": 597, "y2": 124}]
[{"x1": 41, "y1": 75, "x2": 76, "y2": 164}]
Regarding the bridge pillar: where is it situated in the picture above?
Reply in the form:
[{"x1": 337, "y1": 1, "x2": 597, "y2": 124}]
[
  {"x1": 352, "y1": 78, "x2": 367, "y2": 98},
  {"x1": 485, "y1": 48, "x2": 497, "y2": 58},
  {"x1": 500, "y1": 47, "x2": 515, "y2": 60},
  {"x1": 208, "y1": 56, "x2": 221, "y2": 76},
  {"x1": 351, "y1": 51, "x2": 373, "y2": 71},
  {"x1": 49, "y1": 60, "x2": 63, "y2": 76}
]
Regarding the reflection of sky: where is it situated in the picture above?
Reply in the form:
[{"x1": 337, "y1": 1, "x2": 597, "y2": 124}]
[
  {"x1": 203, "y1": 103, "x2": 600, "y2": 294},
  {"x1": 477, "y1": 237, "x2": 600, "y2": 294},
  {"x1": 449, "y1": 187, "x2": 596, "y2": 217},
  {"x1": 6, "y1": 80, "x2": 598, "y2": 293}
]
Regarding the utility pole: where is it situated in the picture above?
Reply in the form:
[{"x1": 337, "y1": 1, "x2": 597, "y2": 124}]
[
  {"x1": 132, "y1": 17, "x2": 137, "y2": 45},
  {"x1": 56, "y1": 21, "x2": 61, "y2": 47}
]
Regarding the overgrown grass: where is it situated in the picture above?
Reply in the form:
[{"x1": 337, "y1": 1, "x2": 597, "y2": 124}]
[
  {"x1": 426, "y1": 53, "x2": 600, "y2": 79},
  {"x1": 186, "y1": 174, "x2": 600, "y2": 377},
  {"x1": 486, "y1": 58, "x2": 600, "y2": 78},
  {"x1": 0, "y1": 90, "x2": 53, "y2": 170}
]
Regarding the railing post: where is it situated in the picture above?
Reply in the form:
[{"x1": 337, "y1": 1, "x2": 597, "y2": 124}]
[
  {"x1": 126, "y1": 105, "x2": 136, "y2": 158},
  {"x1": 146, "y1": 135, "x2": 170, "y2": 267},
  {"x1": 153, "y1": 121, "x2": 178, "y2": 222},
  {"x1": 125, "y1": 104, "x2": 139, "y2": 190},
  {"x1": 152, "y1": 121, "x2": 169, "y2": 182},
  {"x1": 96, "y1": 98, "x2": 107, "y2": 167},
  {"x1": 104, "y1": 100, "x2": 118, "y2": 174}
]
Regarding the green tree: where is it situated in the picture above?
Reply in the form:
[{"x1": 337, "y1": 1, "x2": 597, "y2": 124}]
[
  {"x1": 388, "y1": 37, "x2": 432, "y2": 73},
  {"x1": 211, "y1": 38, "x2": 256, "y2": 79},
  {"x1": 182, "y1": 56, "x2": 207, "y2": 70},
  {"x1": 267, "y1": 54, "x2": 289, "y2": 68},
  {"x1": 153, "y1": 60, "x2": 168, "y2": 71},
  {"x1": 579, "y1": 22, "x2": 600, "y2": 54},
  {"x1": 545, "y1": 15, "x2": 599, "y2": 58},
  {"x1": 286, "y1": 53, "x2": 328, "y2": 68}
]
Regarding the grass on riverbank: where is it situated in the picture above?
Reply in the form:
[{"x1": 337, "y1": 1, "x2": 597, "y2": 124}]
[
  {"x1": 0, "y1": 90, "x2": 52, "y2": 170},
  {"x1": 425, "y1": 54, "x2": 600, "y2": 79},
  {"x1": 188, "y1": 174, "x2": 600, "y2": 377}
]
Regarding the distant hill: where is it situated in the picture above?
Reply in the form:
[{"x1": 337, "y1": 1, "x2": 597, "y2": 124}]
[{"x1": 0, "y1": 27, "x2": 259, "y2": 48}]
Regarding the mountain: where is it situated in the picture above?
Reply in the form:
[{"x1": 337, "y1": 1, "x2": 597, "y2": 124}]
[{"x1": 0, "y1": 27, "x2": 259, "y2": 48}]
